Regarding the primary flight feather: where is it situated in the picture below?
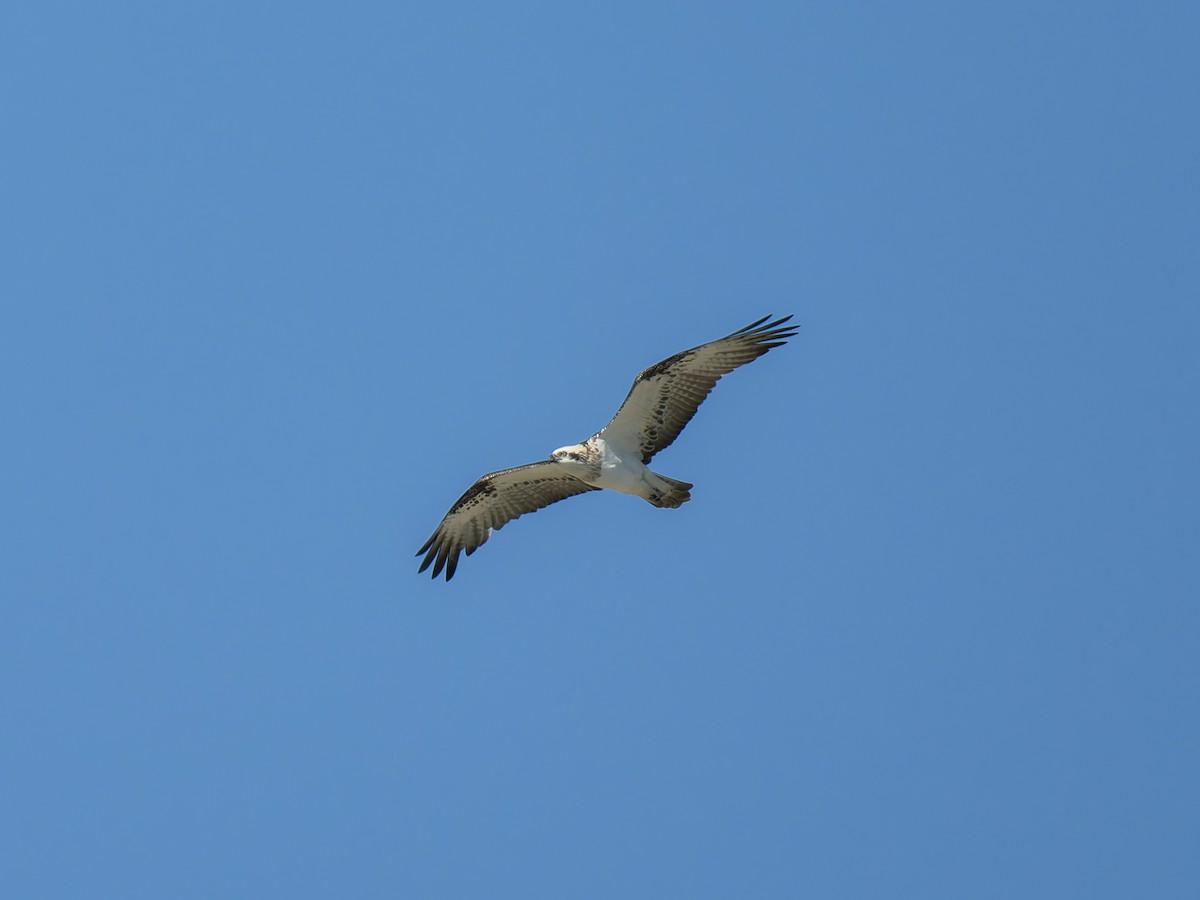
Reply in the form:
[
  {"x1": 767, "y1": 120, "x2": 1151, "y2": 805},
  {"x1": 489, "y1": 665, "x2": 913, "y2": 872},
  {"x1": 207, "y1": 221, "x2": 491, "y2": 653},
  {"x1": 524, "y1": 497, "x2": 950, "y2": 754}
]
[{"x1": 416, "y1": 314, "x2": 799, "y2": 581}]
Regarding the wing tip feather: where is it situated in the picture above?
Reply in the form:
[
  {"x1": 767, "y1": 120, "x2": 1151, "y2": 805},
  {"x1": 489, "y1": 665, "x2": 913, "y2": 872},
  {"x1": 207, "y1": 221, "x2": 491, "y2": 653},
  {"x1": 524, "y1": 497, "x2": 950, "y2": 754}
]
[
  {"x1": 729, "y1": 315, "x2": 799, "y2": 347},
  {"x1": 732, "y1": 314, "x2": 773, "y2": 334}
]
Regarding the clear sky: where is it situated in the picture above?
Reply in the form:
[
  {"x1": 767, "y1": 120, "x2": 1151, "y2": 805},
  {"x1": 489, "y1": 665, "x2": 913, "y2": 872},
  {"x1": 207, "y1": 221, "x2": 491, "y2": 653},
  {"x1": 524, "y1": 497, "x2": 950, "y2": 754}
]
[{"x1": 3, "y1": 2, "x2": 1198, "y2": 897}]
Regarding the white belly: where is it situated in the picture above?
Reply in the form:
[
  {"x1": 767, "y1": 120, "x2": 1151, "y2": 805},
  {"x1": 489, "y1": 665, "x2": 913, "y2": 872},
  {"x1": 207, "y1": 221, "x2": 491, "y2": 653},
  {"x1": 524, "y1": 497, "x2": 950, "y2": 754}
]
[{"x1": 588, "y1": 437, "x2": 650, "y2": 497}]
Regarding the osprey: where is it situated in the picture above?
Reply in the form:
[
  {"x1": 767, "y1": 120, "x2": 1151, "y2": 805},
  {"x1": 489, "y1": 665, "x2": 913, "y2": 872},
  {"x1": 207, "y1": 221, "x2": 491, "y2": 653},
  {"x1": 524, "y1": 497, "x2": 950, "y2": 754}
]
[{"x1": 417, "y1": 314, "x2": 799, "y2": 580}]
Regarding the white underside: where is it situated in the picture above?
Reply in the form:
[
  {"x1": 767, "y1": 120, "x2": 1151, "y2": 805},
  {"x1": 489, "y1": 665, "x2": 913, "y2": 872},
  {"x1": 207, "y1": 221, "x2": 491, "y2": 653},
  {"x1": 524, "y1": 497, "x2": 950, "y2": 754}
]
[{"x1": 586, "y1": 436, "x2": 667, "y2": 499}]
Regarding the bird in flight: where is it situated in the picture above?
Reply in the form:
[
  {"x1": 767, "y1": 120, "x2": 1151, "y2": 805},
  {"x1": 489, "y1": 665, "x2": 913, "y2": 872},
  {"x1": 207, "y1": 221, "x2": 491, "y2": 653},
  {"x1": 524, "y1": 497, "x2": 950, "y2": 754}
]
[{"x1": 417, "y1": 314, "x2": 799, "y2": 580}]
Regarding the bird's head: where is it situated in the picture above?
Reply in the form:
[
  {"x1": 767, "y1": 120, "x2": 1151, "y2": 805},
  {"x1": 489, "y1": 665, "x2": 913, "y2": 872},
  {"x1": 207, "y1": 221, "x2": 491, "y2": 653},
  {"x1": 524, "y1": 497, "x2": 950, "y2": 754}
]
[{"x1": 551, "y1": 444, "x2": 588, "y2": 465}]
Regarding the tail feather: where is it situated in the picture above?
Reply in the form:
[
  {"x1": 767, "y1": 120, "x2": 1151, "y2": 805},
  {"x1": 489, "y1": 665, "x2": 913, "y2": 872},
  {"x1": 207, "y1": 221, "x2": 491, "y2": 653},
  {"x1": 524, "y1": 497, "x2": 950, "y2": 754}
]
[{"x1": 646, "y1": 474, "x2": 693, "y2": 509}]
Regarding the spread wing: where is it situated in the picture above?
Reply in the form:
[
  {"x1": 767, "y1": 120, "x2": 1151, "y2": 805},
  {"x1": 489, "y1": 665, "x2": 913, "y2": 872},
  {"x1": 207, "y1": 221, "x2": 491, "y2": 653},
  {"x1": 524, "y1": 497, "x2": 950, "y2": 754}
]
[
  {"x1": 595, "y1": 314, "x2": 799, "y2": 463},
  {"x1": 416, "y1": 460, "x2": 600, "y2": 581}
]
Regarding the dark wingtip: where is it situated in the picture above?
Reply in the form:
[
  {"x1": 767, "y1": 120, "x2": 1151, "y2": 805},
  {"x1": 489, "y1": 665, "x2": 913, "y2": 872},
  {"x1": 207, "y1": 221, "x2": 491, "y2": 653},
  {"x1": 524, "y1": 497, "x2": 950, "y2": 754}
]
[
  {"x1": 417, "y1": 539, "x2": 439, "y2": 574},
  {"x1": 732, "y1": 314, "x2": 797, "y2": 339},
  {"x1": 755, "y1": 315, "x2": 795, "y2": 334},
  {"x1": 732, "y1": 314, "x2": 772, "y2": 335}
]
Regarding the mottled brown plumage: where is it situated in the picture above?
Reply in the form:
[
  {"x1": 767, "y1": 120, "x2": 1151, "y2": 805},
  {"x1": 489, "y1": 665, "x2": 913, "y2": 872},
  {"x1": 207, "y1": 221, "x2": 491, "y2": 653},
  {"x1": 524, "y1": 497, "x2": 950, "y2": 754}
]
[
  {"x1": 416, "y1": 462, "x2": 599, "y2": 580},
  {"x1": 594, "y1": 315, "x2": 798, "y2": 463},
  {"x1": 417, "y1": 315, "x2": 798, "y2": 581}
]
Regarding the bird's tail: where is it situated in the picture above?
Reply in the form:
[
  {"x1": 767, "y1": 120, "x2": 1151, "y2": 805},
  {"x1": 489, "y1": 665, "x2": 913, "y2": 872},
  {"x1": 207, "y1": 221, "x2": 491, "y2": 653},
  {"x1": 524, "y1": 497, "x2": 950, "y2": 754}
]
[{"x1": 645, "y1": 474, "x2": 693, "y2": 509}]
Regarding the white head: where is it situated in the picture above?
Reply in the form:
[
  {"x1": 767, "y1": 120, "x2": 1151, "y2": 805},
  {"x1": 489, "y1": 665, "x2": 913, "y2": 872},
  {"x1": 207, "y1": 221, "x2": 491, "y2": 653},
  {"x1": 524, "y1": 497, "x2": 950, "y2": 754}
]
[{"x1": 551, "y1": 444, "x2": 589, "y2": 465}]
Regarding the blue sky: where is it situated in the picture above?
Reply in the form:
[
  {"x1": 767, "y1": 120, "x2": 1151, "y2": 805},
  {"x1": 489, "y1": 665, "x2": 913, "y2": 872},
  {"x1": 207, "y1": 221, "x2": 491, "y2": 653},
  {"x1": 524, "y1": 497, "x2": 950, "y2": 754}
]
[{"x1": 3, "y1": 2, "x2": 1198, "y2": 897}]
